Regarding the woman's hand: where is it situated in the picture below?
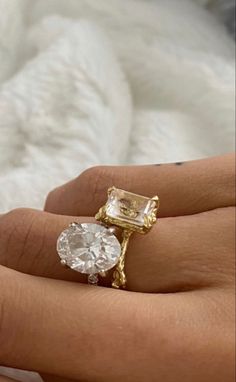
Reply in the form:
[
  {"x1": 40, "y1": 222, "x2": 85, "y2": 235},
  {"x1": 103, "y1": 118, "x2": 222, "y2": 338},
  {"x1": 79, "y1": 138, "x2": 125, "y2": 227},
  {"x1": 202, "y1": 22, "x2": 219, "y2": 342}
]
[
  {"x1": 0, "y1": 153, "x2": 234, "y2": 292},
  {"x1": 0, "y1": 153, "x2": 235, "y2": 381}
]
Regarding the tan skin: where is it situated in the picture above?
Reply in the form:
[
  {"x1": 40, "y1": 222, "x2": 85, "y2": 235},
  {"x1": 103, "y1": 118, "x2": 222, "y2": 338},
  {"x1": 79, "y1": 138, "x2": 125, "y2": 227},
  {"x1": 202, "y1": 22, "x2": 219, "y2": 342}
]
[{"x1": 0, "y1": 153, "x2": 235, "y2": 382}]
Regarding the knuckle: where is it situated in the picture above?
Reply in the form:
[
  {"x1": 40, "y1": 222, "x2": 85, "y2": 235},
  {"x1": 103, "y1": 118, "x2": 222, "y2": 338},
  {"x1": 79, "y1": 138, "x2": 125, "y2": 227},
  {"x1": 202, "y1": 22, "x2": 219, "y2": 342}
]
[
  {"x1": 0, "y1": 208, "x2": 35, "y2": 230},
  {"x1": 0, "y1": 267, "x2": 15, "y2": 362},
  {"x1": 78, "y1": 166, "x2": 115, "y2": 202},
  {"x1": 0, "y1": 268, "x2": 28, "y2": 365},
  {"x1": 0, "y1": 208, "x2": 39, "y2": 225},
  {"x1": 79, "y1": 166, "x2": 108, "y2": 186},
  {"x1": 44, "y1": 188, "x2": 58, "y2": 211},
  {"x1": 0, "y1": 208, "x2": 37, "y2": 269},
  {"x1": 0, "y1": 285, "x2": 7, "y2": 361},
  {"x1": 219, "y1": 157, "x2": 235, "y2": 205}
]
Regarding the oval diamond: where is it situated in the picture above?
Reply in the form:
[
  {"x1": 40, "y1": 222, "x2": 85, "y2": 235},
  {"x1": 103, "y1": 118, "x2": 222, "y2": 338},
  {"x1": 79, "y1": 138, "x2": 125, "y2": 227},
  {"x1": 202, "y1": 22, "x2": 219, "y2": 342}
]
[{"x1": 57, "y1": 223, "x2": 121, "y2": 274}]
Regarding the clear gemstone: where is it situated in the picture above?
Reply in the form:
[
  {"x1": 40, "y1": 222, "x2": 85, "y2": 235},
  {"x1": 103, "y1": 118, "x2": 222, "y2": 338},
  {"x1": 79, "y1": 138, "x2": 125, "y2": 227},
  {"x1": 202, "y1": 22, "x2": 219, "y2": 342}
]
[
  {"x1": 88, "y1": 274, "x2": 99, "y2": 285},
  {"x1": 57, "y1": 223, "x2": 121, "y2": 274},
  {"x1": 106, "y1": 188, "x2": 156, "y2": 227}
]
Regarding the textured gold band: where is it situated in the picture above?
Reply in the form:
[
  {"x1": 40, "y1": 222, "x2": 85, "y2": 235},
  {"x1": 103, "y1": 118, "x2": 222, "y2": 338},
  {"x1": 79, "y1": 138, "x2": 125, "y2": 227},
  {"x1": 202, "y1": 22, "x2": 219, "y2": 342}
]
[{"x1": 112, "y1": 230, "x2": 133, "y2": 289}]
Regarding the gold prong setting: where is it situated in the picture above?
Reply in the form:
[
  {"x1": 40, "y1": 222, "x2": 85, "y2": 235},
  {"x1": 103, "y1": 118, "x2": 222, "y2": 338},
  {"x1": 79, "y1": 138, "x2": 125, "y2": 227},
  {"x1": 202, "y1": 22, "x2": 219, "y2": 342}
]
[
  {"x1": 96, "y1": 187, "x2": 159, "y2": 289},
  {"x1": 57, "y1": 187, "x2": 159, "y2": 290}
]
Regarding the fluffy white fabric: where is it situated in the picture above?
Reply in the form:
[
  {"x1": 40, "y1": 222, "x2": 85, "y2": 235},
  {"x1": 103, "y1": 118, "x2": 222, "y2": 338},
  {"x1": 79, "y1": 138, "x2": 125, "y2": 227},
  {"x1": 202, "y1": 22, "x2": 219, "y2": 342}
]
[
  {"x1": 0, "y1": 0, "x2": 234, "y2": 214},
  {"x1": 0, "y1": 1, "x2": 234, "y2": 379}
]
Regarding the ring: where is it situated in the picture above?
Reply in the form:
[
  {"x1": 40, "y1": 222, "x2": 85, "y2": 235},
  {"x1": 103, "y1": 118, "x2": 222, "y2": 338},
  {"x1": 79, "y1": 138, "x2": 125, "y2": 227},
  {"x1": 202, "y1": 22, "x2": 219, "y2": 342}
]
[{"x1": 57, "y1": 187, "x2": 159, "y2": 289}]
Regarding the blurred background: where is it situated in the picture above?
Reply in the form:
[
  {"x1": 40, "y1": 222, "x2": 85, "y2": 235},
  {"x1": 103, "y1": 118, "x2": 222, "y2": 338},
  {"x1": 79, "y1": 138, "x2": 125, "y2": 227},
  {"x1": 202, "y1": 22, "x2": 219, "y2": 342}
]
[
  {"x1": 0, "y1": 1, "x2": 235, "y2": 380},
  {"x1": 0, "y1": 0, "x2": 235, "y2": 213}
]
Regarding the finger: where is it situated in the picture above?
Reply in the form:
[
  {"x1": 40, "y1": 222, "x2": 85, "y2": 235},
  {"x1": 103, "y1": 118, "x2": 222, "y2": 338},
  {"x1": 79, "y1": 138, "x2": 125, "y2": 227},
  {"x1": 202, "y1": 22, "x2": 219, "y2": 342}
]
[
  {"x1": 0, "y1": 267, "x2": 234, "y2": 382},
  {"x1": 0, "y1": 207, "x2": 234, "y2": 293},
  {"x1": 41, "y1": 376, "x2": 75, "y2": 382},
  {"x1": 0, "y1": 377, "x2": 19, "y2": 382},
  {"x1": 45, "y1": 153, "x2": 235, "y2": 217},
  {"x1": 0, "y1": 209, "x2": 94, "y2": 285},
  {"x1": 127, "y1": 206, "x2": 235, "y2": 292}
]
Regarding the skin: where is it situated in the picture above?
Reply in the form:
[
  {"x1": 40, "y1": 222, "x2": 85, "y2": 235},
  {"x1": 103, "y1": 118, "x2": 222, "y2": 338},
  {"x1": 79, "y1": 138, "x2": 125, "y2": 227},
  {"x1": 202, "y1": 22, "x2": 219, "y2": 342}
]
[{"x1": 0, "y1": 153, "x2": 235, "y2": 381}]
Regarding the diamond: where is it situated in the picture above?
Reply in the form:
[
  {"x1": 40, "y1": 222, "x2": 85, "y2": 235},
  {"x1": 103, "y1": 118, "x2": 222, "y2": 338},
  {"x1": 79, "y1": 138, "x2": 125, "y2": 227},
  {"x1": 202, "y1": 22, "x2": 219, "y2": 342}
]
[
  {"x1": 88, "y1": 274, "x2": 99, "y2": 285},
  {"x1": 57, "y1": 223, "x2": 121, "y2": 274},
  {"x1": 106, "y1": 188, "x2": 157, "y2": 228}
]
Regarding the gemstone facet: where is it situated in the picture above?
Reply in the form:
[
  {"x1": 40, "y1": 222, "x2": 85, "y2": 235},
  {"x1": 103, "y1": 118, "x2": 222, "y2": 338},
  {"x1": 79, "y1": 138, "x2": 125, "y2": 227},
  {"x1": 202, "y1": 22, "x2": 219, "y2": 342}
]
[
  {"x1": 106, "y1": 188, "x2": 157, "y2": 227},
  {"x1": 57, "y1": 223, "x2": 121, "y2": 274}
]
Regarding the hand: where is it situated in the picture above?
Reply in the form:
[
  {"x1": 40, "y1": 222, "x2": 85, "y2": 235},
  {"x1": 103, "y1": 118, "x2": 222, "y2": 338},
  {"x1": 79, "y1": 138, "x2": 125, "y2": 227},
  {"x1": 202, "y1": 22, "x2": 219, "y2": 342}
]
[
  {"x1": 0, "y1": 153, "x2": 235, "y2": 381},
  {"x1": 1, "y1": 153, "x2": 235, "y2": 292}
]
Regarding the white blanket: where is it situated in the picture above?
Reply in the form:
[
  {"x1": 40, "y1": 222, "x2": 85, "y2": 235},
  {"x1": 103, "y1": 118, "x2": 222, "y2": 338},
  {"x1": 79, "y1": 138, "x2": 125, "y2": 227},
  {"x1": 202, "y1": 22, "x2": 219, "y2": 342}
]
[
  {"x1": 0, "y1": 0, "x2": 235, "y2": 214},
  {"x1": 0, "y1": 2, "x2": 235, "y2": 379}
]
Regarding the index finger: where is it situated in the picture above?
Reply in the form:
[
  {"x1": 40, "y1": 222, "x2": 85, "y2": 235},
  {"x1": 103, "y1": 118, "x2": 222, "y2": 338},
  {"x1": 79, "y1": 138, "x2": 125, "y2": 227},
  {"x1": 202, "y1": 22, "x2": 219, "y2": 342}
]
[{"x1": 45, "y1": 153, "x2": 235, "y2": 217}]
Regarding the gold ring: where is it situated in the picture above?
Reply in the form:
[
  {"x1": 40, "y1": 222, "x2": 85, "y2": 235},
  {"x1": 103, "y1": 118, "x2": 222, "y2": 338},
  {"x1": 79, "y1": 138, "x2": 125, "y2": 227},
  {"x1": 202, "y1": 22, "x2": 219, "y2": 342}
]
[{"x1": 57, "y1": 187, "x2": 159, "y2": 289}]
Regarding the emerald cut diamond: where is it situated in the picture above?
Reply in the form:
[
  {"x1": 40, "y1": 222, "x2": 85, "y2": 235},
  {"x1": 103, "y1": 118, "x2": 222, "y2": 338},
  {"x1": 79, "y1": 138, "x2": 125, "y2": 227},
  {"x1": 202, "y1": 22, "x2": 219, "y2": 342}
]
[{"x1": 105, "y1": 188, "x2": 158, "y2": 229}]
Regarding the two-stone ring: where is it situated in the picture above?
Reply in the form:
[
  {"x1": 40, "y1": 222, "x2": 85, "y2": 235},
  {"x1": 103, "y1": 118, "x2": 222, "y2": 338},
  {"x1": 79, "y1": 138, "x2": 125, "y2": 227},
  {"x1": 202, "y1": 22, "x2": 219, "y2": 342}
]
[{"x1": 57, "y1": 187, "x2": 159, "y2": 289}]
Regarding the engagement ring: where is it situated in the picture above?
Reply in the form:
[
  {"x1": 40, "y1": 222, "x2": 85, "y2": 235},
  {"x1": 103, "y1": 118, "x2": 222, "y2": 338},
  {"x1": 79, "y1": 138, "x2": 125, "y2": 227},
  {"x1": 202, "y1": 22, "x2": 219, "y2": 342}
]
[{"x1": 57, "y1": 187, "x2": 159, "y2": 289}]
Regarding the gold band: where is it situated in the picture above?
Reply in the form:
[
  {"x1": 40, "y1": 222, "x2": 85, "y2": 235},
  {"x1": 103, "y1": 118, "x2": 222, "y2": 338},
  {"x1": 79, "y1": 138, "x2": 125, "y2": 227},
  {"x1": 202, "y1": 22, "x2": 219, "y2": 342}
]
[{"x1": 112, "y1": 229, "x2": 133, "y2": 289}]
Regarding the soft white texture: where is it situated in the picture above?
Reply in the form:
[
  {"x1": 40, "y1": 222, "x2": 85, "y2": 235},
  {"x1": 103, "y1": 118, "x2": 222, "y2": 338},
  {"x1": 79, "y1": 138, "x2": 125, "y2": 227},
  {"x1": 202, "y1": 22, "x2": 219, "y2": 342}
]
[
  {"x1": 0, "y1": 1, "x2": 235, "y2": 380},
  {"x1": 0, "y1": 0, "x2": 235, "y2": 213}
]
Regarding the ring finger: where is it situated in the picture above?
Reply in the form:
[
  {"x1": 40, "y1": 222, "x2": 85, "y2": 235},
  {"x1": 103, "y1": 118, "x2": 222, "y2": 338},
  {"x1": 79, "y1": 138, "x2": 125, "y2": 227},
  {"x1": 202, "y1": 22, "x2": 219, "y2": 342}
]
[{"x1": 0, "y1": 207, "x2": 234, "y2": 293}]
